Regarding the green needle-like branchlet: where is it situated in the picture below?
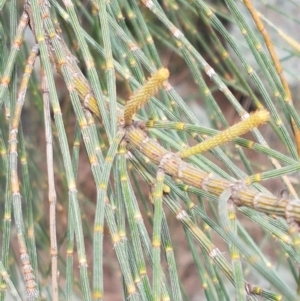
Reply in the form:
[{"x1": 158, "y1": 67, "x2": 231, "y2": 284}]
[
  {"x1": 2, "y1": 0, "x2": 300, "y2": 300},
  {"x1": 151, "y1": 169, "x2": 165, "y2": 301}
]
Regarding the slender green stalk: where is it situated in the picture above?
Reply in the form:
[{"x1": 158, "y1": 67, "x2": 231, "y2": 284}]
[
  {"x1": 0, "y1": 12, "x2": 28, "y2": 108},
  {"x1": 187, "y1": 196, "x2": 228, "y2": 301},
  {"x1": 118, "y1": 142, "x2": 153, "y2": 300},
  {"x1": 151, "y1": 169, "x2": 165, "y2": 301},
  {"x1": 9, "y1": 0, "x2": 17, "y2": 118},
  {"x1": 0, "y1": 262, "x2": 21, "y2": 301},
  {"x1": 161, "y1": 215, "x2": 183, "y2": 301},
  {"x1": 65, "y1": 122, "x2": 81, "y2": 301},
  {"x1": 104, "y1": 197, "x2": 139, "y2": 300},
  {"x1": 218, "y1": 190, "x2": 246, "y2": 300},
  {"x1": 0, "y1": 133, "x2": 11, "y2": 301},
  {"x1": 95, "y1": 0, "x2": 117, "y2": 137},
  {"x1": 184, "y1": 229, "x2": 219, "y2": 301},
  {"x1": 93, "y1": 131, "x2": 124, "y2": 300}
]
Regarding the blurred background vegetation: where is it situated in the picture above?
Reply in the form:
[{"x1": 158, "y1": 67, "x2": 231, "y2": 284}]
[{"x1": 1, "y1": 0, "x2": 300, "y2": 300}]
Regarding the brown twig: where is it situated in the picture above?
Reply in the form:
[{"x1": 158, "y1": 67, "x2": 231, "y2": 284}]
[{"x1": 41, "y1": 68, "x2": 59, "y2": 301}]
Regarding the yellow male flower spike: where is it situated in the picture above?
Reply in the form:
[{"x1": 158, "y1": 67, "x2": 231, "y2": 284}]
[
  {"x1": 179, "y1": 109, "x2": 270, "y2": 158},
  {"x1": 124, "y1": 68, "x2": 170, "y2": 125}
]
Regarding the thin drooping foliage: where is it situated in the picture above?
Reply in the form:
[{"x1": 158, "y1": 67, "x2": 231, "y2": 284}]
[{"x1": 1, "y1": 0, "x2": 300, "y2": 300}]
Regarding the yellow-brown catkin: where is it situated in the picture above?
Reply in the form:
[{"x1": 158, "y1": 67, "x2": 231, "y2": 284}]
[
  {"x1": 180, "y1": 109, "x2": 270, "y2": 158},
  {"x1": 124, "y1": 68, "x2": 170, "y2": 125}
]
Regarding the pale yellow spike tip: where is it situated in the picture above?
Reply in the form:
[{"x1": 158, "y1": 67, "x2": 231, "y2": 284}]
[{"x1": 155, "y1": 68, "x2": 170, "y2": 82}]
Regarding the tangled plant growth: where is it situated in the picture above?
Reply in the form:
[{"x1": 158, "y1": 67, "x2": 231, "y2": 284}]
[{"x1": 1, "y1": 0, "x2": 300, "y2": 300}]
